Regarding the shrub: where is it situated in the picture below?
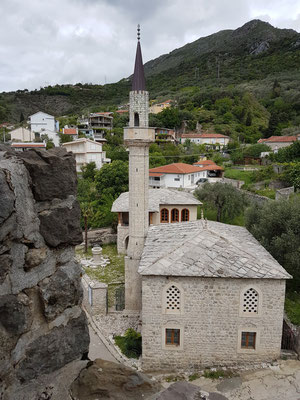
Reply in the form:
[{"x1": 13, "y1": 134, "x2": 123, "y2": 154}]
[{"x1": 114, "y1": 328, "x2": 142, "y2": 359}]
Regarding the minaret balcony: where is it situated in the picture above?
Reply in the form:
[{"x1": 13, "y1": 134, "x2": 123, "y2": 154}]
[{"x1": 124, "y1": 127, "x2": 155, "y2": 144}]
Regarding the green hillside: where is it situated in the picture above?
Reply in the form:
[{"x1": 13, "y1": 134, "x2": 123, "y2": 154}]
[{"x1": 1, "y1": 19, "x2": 300, "y2": 140}]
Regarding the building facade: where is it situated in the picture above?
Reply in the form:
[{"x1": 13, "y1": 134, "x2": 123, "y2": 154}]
[
  {"x1": 258, "y1": 135, "x2": 299, "y2": 152},
  {"x1": 112, "y1": 188, "x2": 201, "y2": 254},
  {"x1": 62, "y1": 138, "x2": 110, "y2": 172},
  {"x1": 181, "y1": 132, "x2": 230, "y2": 148},
  {"x1": 139, "y1": 220, "x2": 291, "y2": 371},
  {"x1": 10, "y1": 127, "x2": 34, "y2": 142},
  {"x1": 29, "y1": 111, "x2": 58, "y2": 133}
]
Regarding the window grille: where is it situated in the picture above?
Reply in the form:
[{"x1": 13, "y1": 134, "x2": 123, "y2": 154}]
[
  {"x1": 166, "y1": 328, "x2": 180, "y2": 346},
  {"x1": 243, "y1": 288, "x2": 259, "y2": 314},
  {"x1": 241, "y1": 332, "x2": 256, "y2": 349},
  {"x1": 166, "y1": 285, "x2": 180, "y2": 311}
]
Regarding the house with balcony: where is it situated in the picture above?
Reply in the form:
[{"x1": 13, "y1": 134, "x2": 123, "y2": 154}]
[
  {"x1": 149, "y1": 163, "x2": 205, "y2": 189},
  {"x1": 155, "y1": 127, "x2": 176, "y2": 143},
  {"x1": 181, "y1": 132, "x2": 230, "y2": 148},
  {"x1": 29, "y1": 111, "x2": 58, "y2": 133},
  {"x1": 193, "y1": 159, "x2": 224, "y2": 181},
  {"x1": 111, "y1": 188, "x2": 201, "y2": 254},
  {"x1": 62, "y1": 138, "x2": 110, "y2": 172},
  {"x1": 89, "y1": 112, "x2": 113, "y2": 141}
]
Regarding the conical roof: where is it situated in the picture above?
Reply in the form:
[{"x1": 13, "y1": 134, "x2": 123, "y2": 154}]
[{"x1": 132, "y1": 40, "x2": 146, "y2": 91}]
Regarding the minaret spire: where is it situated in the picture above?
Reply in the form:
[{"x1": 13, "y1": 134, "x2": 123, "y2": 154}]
[{"x1": 132, "y1": 24, "x2": 146, "y2": 91}]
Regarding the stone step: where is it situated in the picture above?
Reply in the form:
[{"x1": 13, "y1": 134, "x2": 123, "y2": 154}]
[{"x1": 280, "y1": 349, "x2": 299, "y2": 360}]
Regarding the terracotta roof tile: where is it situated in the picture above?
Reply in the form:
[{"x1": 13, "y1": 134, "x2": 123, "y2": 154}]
[
  {"x1": 258, "y1": 136, "x2": 297, "y2": 143},
  {"x1": 149, "y1": 163, "x2": 201, "y2": 175},
  {"x1": 182, "y1": 132, "x2": 229, "y2": 139},
  {"x1": 63, "y1": 128, "x2": 77, "y2": 135}
]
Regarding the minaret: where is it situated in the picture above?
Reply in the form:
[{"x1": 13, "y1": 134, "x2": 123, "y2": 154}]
[{"x1": 124, "y1": 26, "x2": 155, "y2": 311}]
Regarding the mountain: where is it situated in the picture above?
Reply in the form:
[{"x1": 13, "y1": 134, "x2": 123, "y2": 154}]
[{"x1": 1, "y1": 19, "x2": 300, "y2": 123}]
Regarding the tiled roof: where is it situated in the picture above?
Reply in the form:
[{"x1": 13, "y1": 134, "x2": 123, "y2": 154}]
[
  {"x1": 63, "y1": 128, "x2": 77, "y2": 135},
  {"x1": 149, "y1": 163, "x2": 201, "y2": 175},
  {"x1": 194, "y1": 160, "x2": 216, "y2": 165},
  {"x1": 11, "y1": 143, "x2": 46, "y2": 148},
  {"x1": 111, "y1": 188, "x2": 201, "y2": 213},
  {"x1": 258, "y1": 136, "x2": 297, "y2": 143},
  {"x1": 139, "y1": 220, "x2": 291, "y2": 280},
  {"x1": 182, "y1": 133, "x2": 229, "y2": 139},
  {"x1": 149, "y1": 172, "x2": 165, "y2": 177}
]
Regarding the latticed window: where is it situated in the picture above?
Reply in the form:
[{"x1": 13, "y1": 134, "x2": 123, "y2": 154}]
[
  {"x1": 171, "y1": 208, "x2": 179, "y2": 223},
  {"x1": 166, "y1": 285, "x2": 181, "y2": 312},
  {"x1": 241, "y1": 332, "x2": 256, "y2": 349},
  {"x1": 181, "y1": 208, "x2": 189, "y2": 222},
  {"x1": 161, "y1": 208, "x2": 169, "y2": 223},
  {"x1": 165, "y1": 328, "x2": 180, "y2": 346},
  {"x1": 243, "y1": 288, "x2": 259, "y2": 314}
]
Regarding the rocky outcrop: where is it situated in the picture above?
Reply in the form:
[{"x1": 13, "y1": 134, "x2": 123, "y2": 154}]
[
  {"x1": 70, "y1": 359, "x2": 161, "y2": 400},
  {"x1": 0, "y1": 147, "x2": 89, "y2": 398}
]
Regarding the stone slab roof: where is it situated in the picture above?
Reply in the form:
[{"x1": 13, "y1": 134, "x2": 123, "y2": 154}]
[
  {"x1": 111, "y1": 188, "x2": 201, "y2": 213},
  {"x1": 138, "y1": 220, "x2": 291, "y2": 280}
]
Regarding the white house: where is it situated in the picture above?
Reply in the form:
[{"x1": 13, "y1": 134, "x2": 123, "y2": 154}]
[
  {"x1": 258, "y1": 135, "x2": 299, "y2": 152},
  {"x1": 29, "y1": 111, "x2": 58, "y2": 133},
  {"x1": 10, "y1": 127, "x2": 35, "y2": 142},
  {"x1": 62, "y1": 138, "x2": 110, "y2": 172},
  {"x1": 149, "y1": 163, "x2": 212, "y2": 189},
  {"x1": 181, "y1": 132, "x2": 230, "y2": 148},
  {"x1": 39, "y1": 129, "x2": 60, "y2": 147},
  {"x1": 193, "y1": 159, "x2": 224, "y2": 180}
]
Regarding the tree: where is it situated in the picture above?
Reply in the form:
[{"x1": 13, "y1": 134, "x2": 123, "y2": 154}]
[
  {"x1": 81, "y1": 203, "x2": 93, "y2": 253},
  {"x1": 195, "y1": 182, "x2": 247, "y2": 222},
  {"x1": 81, "y1": 162, "x2": 97, "y2": 181},
  {"x1": 59, "y1": 133, "x2": 73, "y2": 144},
  {"x1": 95, "y1": 160, "x2": 128, "y2": 198},
  {"x1": 245, "y1": 196, "x2": 300, "y2": 292}
]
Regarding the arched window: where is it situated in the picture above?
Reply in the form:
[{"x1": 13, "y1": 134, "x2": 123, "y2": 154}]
[
  {"x1": 243, "y1": 288, "x2": 259, "y2": 314},
  {"x1": 160, "y1": 208, "x2": 169, "y2": 223},
  {"x1": 134, "y1": 112, "x2": 140, "y2": 127},
  {"x1": 171, "y1": 208, "x2": 179, "y2": 223},
  {"x1": 181, "y1": 208, "x2": 189, "y2": 222}
]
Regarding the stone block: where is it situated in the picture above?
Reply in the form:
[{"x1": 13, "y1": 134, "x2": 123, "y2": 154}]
[{"x1": 0, "y1": 169, "x2": 15, "y2": 224}]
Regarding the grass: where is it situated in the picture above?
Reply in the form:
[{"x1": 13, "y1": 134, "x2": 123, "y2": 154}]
[
  {"x1": 254, "y1": 188, "x2": 276, "y2": 199},
  {"x1": 188, "y1": 373, "x2": 200, "y2": 381},
  {"x1": 224, "y1": 168, "x2": 255, "y2": 186},
  {"x1": 285, "y1": 292, "x2": 300, "y2": 326},
  {"x1": 79, "y1": 243, "x2": 125, "y2": 307},
  {"x1": 165, "y1": 375, "x2": 184, "y2": 383},
  {"x1": 203, "y1": 369, "x2": 235, "y2": 379}
]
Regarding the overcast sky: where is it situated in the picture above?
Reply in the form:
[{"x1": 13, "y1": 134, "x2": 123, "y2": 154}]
[{"x1": 0, "y1": 0, "x2": 299, "y2": 92}]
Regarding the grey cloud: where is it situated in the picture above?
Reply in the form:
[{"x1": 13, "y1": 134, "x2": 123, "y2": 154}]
[{"x1": 0, "y1": 0, "x2": 299, "y2": 92}]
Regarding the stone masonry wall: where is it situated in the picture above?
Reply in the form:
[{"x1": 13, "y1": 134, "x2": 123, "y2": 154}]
[
  {"x1": 0, "y1": 147, "x2": 90, "y2": 396},
  {"x1": 142, "y1": 276, "x2": 286, "y2": 372}
]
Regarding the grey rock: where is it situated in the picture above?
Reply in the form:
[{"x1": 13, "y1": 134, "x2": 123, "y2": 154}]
[
  {"x1": 17, "y1": 147, "x2": 77, "y2": 201},
  {"x1": 216, "y1": 377, "x2": 242, "y2": 393},
  {"x1": 39, "y1": 201, "x2": 82, "y2": 247},
  {"x1": 70, "y1": 358, "x2": 161, "y2": 400},
  {"x1": 0, "y1": 254, "x2": 11, "y2": 284},
  {"x1": 0, "y1": 169, "x2": 15, "y2": 225},
  {"x1": 156, "y1": 381, "x2": 201, "y2": 400},
  {"x1": 0, "y1": 293, "x2": 32, "y2": 335},
  {"x1": 16, "y1": 311, "x2": 89, "y2": 382},
  {"x1": 39, "y1": 261, "x2": 83, "y2": 321},
  {"x1": 25, "y1": 247, "x2": 48, "y2": 271}
]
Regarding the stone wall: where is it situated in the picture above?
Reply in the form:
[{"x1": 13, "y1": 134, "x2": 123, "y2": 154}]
[
  {"x1": 275, "y1": 186, "x2": 295, "y2": 201},
  {"x1": 141, "y1": 276, "x2": 286, "y2": 372},
  {"x1": 0, "y1": 147, "x2": 89, "y2": 396},
  {"x1": 82, "y1": 274, "x2": 108, "y2": 316},
  {"x1": 83, "y1": 227, "x2": 117, "y2": 247}
]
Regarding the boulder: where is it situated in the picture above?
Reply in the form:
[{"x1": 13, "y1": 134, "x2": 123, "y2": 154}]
[
  {"x1": 16, "y1": 311, "x2": 89, "y2": 382},
  {"x1": 0, "y1": 254, "x2": 11, "y2": 284},
  {"x1": 70, "y1": 358, "x2": 162, "y2": 400},
  {"x1": 0, "y1": 169, "x2": 15, "y2": 224},
  {"x1": 39, "y1": 261, "x2": 83, "y2": 321},
  {"x1": 39, "y1": 201, "x2": 82, "y2": 247},
  {"x1": 0, "y1": 293, "x2": 32, "y2": 335},
  {"x1": 156, "y1": 382, "x2": 228, "y2": 400},
  {"x1": 25, "y1": 247, "x2": 48, "y2": 270},
  {"x1": 17, "y1": 148, "x2": 77, "y2": 201}
]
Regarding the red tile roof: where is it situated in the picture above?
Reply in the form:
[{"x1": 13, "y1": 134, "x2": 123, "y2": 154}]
[
  {"x1": 116, "y1": 110, "x2": 129, "y2": 114},
  {"x1": 11, "y1": 143, "x2": 46, "y2": 148},
  {"x1": 182, "y1": 132, "x2": 229, "y2": 139},
  {"x1": 63, "y1": 128, "x2": 77, "y2": 135},
  {"x1": 149, "y1": 163, "x2": 202, "y2": 175},
  {"x1": 149, "y1": 172, "x2": 165, "y2": 177},
  {"x1": 258, "y1": 136, "x2": 297, "y2": 143}
]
